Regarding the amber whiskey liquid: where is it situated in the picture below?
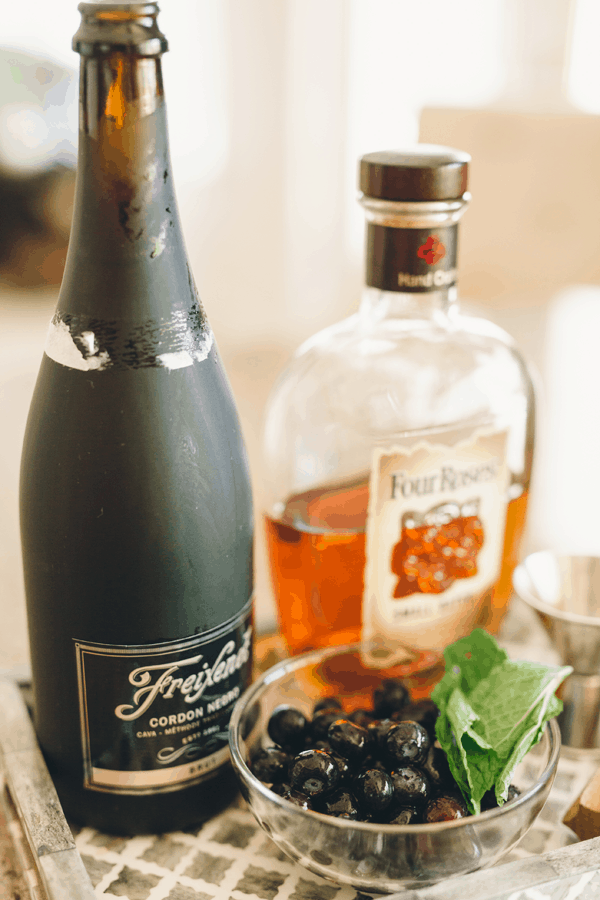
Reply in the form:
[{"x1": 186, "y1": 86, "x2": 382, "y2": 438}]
[{"x1": 265, "y1": 476, "x2": 528, "y2": 657}]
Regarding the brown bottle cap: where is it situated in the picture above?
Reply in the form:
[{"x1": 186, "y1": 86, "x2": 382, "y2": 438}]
[{"x1": 359, "y1": 146, "x2": 470, "y2": 202}]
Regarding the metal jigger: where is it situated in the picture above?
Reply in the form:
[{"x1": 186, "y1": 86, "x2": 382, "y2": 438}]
[{"x1": 513, "y1": 552, "x2": 600, "y2": 753}]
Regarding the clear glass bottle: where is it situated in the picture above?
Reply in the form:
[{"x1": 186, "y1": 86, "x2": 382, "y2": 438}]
[{"x1": 263, "y1": 147, "x2": 534, "y2": 672}]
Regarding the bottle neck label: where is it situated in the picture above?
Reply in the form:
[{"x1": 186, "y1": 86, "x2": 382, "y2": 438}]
[
  {"x1": 365, "y1": 223, "x2": 458, "y2": 293},
  {"x1": 74, "y1": 600, "x2": 253, "y2": 794},
  {"x1": 361, "y1": 428, "x2": 509, "y2": 669}
]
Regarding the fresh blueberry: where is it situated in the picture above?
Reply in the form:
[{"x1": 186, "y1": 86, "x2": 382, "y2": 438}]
[
  {"x1": 366, "y1": 718, "x2": 396, "y2": 755},
  {"x1": 327, "y1": 719, "x2": 370, "y2": 764},
  {"x1": 289, "y1": 749, "x2": 340, "y2": 798},
  {"x1": 422, "y1": 745, "x2": 456, "y2": 793},
  {"x1": 353, "y1": 768, "x2": 394, "y2": 813},
  {"x1": 318, "y1": 789, "x2": 361, "y2": 819},
  {"x1": 348, "y1": 707, "x2": 377, "y2": 727},
  {"x1": 251, "y1": 746, "x2": 291, "y2": 784},
  {"x1": 329, "y1": 750, "x2": 355, "y2": 784},
  {"x1": 373, "y1": 679, "x2": 410, "y2": 717},
  {"x1": 424, "y1": 794, "x2": 469, "y2": 822},
  {"x1": 394, "y1": 698, "x2": 439, "y2": 740},
  {"x1": 387, "y1": 806, "x2": 422, "y2": 825},
  {"x1": 312, "y1": 708, "x2": 344, "y2": 741},
  {"x1": 270, "y1": 781, "x2": 291, "y2": 796},
  {"x1": 481, "y1": 784, "x2": 521, "y2": 811},
  {"x1": 385, "y1": 720, "x2": 430, "y2": 767},
  {"x1": 282, "y1": 789, "x2": 315, "y2": 810},
  {"x1": 267, "y1": 705, "x2": 309, "y2": 751},
  {"x1": 391, "y1": 766, "x2": 432, "y2": 808}
]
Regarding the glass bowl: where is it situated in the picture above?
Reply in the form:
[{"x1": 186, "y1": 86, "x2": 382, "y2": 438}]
[{"x1": 229, "y1": 643, "x2": 561, "y2": 892}]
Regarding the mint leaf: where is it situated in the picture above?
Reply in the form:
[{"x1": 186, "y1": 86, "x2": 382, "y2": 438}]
[
  {"x1": 444, "y1": 687, "x2": 497, "y2": 814},
  {"x1": 442, "y1": 629, "x2": 508, "y2": 695},
  {"x1": 432, "y1": 629, "x2": 508, "y2": 722},
  {"x1": 468, "y1": 659, "x2": 571, "y2": 755},
  {"x1": 461, "y1": 734, "x2": 500, "y2": 814},
  {"x1": 433, "y1": 631, "x2": 571, "y2": 815},
  {"x1": 446, "y1": 688, "x2": 491, "y2": 752},
  {"x1": 490, "y1": 669, "x2": 568, "y2": 805},
  {"x1": 434, "y1": 705, "x2": 471, "y2": 799}
]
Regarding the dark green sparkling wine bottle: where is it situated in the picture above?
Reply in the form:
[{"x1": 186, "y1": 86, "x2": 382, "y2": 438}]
[{"x1": 19, "y1": 2, "x2": 253, "y2": 835}]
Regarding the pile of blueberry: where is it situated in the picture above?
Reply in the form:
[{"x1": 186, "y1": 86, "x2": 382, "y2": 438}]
[{"x1": 250, "y1": 678, "x2": 519, "y2": 824}]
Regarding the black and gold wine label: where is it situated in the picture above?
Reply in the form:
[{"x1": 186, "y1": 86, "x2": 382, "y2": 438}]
[
  {"x1": 365, "y1": 223, "x2": 458, "y2": 293},
  {"x1": 75, "y1": 601, "x2": 253, "y2": 794}
]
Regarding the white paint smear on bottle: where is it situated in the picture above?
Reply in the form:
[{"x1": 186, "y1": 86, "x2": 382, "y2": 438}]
[
  {"x1": 44, "y1": 315, "x2": 213, "y2": 371},
  {"x1": 45, "y1": 319, "x2": 112, "y2": 371},
  {"x1": 157, "y1": 330, "x2": 214, "y2": 370}
]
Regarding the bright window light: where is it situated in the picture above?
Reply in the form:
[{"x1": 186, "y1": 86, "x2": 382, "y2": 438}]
[
  {"x1": 567, "y1": 0, "x2": 600, "y2": 113},
  {"x1": 159, "y1": 1, "x2": 230, "y2": 187},
  {"x1": 346, "y1": 0, "x2": 506, "y2": 255},
  {"x1": 2, "y1": 0, "x2": 78, "y2": 69},
  {"x1": 2, "y1": 0, "x2": 230, "y2": 187}
]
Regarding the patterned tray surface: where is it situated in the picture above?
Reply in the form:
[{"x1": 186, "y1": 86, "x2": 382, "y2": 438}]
[
  {"x1": 69, "y1": 750, "x2": 596, "y2": 900},
  {"x1": 2, "y1": 599, "x2": 598, "y2": 900},
  {"x1": 72, "y1": 599, "x2": 600, "y2": 900}
]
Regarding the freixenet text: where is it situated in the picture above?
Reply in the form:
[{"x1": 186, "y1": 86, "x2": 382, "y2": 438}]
[{"x1": 114, "y1": 627, "x2": 252, "y2": 722}]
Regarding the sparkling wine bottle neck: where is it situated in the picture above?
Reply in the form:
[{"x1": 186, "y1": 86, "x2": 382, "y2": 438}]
[
  {"x1": 72, "y1": 0, "x2": 173, "y2": 235},
  {"x1": 80, "y1": 52, "x2": 164, "y2": 139},
  {"x1": 73, "y1": 2, "x2": 170, "y2": 205},
  {"x1": 76, "y1": 49, "x2": 170, "y2": 206},
  {"x1": 59, "y1": 2, "x2": 192, "y2": 322}
]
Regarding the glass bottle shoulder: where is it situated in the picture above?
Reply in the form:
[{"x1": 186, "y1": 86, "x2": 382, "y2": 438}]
[{"x1": 267, "y1": 303, "x2": 533, "y2": 437}]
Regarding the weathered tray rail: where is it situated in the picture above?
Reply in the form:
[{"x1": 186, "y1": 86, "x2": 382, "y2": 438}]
[{"x1": 0, "y1": 677, "x2": 95, "y2": 899}]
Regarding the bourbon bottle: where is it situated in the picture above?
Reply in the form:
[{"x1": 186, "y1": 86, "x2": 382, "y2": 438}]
[{"x1": 263, "y1": 147, "x2": 534, "y2": 669}]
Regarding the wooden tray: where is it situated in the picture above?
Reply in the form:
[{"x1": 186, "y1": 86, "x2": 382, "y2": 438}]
[{"x1": 2, "y1": 629, "x2": 600, "y2": 899}]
